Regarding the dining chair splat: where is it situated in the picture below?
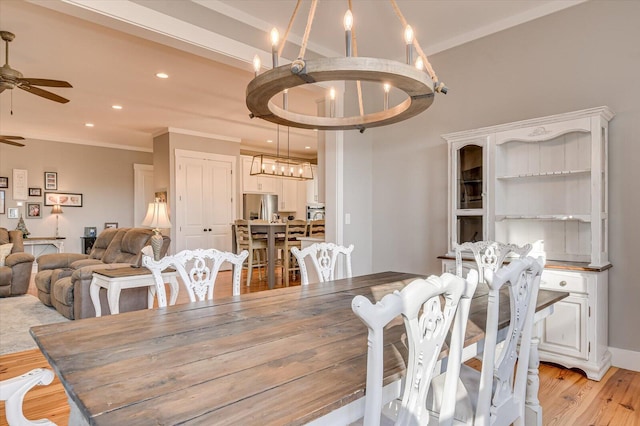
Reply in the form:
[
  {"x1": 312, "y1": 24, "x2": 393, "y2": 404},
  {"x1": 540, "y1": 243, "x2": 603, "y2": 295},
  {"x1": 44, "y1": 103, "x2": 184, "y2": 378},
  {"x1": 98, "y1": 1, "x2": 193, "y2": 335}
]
[
  {"x1": 142, "y1": 248, "x2": 248, "y2": 306},
  {"x1": 454, "y1": 240, "x2": 532, "y2": 285},
  {"x1": 291, "y1": 242, "x2": 354, "y2": 285}
]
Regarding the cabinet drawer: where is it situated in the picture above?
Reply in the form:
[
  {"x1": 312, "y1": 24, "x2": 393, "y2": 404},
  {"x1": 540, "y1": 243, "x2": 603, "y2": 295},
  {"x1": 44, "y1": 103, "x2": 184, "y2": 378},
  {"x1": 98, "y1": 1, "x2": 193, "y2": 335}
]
[{"x1": 540, "y1": 270, "x2": 588, "y2": 294}]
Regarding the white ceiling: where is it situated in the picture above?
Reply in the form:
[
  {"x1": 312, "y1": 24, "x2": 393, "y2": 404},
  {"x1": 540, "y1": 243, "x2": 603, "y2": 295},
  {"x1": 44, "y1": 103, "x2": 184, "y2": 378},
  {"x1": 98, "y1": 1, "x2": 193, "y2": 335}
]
[{"x1": 0, "y1": 0, "x2": 584, "y2": 155}]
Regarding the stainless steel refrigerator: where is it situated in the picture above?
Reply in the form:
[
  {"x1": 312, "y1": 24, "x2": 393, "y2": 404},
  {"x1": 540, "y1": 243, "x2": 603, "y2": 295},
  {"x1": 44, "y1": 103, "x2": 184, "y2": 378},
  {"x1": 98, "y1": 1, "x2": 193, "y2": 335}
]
[{"x1": 243, "y1": 194, "x2": 278, "y2": 220}]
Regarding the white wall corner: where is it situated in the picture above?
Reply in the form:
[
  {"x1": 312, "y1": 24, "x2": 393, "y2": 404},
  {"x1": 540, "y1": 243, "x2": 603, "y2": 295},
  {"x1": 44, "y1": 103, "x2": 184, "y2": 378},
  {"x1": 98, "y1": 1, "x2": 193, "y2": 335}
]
[{"x1": 609, "y1": 347, "x2": 640, "y2": 372}]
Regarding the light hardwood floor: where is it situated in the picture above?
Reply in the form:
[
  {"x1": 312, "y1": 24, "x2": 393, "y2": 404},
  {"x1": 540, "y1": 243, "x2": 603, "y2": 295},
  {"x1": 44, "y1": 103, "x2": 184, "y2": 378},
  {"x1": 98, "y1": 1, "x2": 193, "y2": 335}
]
[{"x1": 1, "y1": 271, "x2": 638, "y2": 426}]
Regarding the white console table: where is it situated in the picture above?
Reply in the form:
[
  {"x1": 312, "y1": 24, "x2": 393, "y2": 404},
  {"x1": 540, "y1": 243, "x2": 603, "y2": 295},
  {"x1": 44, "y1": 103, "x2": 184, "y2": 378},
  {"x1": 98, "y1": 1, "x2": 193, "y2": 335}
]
[{"x1": 24, "y1": 237, "x2": 65, "y2": 272}]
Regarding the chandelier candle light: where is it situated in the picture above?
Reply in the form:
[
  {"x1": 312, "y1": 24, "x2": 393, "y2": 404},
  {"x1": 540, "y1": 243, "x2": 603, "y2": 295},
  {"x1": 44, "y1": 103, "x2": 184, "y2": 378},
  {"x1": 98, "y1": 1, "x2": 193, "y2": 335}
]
[
  {"x1": 246, "y1": 0, "x2": 447, "y2": 133},
  {"x1": 142, "y1": 199, "x2": 172, "y2": 261}
]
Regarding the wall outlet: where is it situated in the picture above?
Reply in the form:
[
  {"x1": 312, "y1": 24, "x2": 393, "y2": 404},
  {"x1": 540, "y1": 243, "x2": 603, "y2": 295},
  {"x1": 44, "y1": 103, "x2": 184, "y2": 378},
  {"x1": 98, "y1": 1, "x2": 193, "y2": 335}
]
[{"x1": 345, "y1": 213, "x2": 351, "y2": 225}]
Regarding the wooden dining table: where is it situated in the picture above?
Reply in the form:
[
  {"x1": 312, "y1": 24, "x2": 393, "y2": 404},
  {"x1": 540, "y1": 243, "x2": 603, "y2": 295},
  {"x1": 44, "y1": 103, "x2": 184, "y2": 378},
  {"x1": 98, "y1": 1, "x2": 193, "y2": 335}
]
[{"x1": 30, "y1": 271, "x2": 567, "y2": 426}]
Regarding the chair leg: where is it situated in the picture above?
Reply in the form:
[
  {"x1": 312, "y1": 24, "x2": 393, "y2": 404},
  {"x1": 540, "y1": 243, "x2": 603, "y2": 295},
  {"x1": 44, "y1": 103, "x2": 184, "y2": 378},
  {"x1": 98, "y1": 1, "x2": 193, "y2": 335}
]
[
  {"x1": 246, "y1": 250, "x2": 253, "y2": 286},
  {"x1": 284, "y1": 247, "x2": 290, "y2": 287}
]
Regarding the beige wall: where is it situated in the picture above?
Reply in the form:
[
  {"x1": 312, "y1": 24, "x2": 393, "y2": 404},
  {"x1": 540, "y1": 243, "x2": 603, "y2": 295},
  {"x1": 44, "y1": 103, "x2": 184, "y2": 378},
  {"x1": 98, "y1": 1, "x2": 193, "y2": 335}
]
[
  {"x1": 343, "y1": 1, "x2": 640, "y2": 353},
  {"x1": 0, "y1": 139, "x2": 152, "y2": 253}
]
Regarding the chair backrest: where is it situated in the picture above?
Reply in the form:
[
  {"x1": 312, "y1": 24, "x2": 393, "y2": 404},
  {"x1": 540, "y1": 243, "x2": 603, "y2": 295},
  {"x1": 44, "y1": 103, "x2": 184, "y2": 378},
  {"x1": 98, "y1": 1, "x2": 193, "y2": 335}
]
[
  {"x1": 142, "y1": 248, "x2": 248, "y2": 306},
  {"x1": 352, "y1": 271, "x2": 478, "y2": 426},
  {"x1": 474, "y1": 256, "x2": 543, "y2": 425},
  {"x1": 454, "y1": 240, "x2": 531, "y2": 284},
  {"x1": 308, "y1": 219, "x2": 325, "y2": 238},
  {"x1": 291, "y1": 242, "x2": 354, "y2": 285},
  {"x1": 283, "y1": 219, "x2": 307, "y2": 244},
  {"x1": 234, "y1": 220, "x2": 251, "y2": 250},
  {"x1": 0, "y1": 368, "x2": 56, "y2": 425}
]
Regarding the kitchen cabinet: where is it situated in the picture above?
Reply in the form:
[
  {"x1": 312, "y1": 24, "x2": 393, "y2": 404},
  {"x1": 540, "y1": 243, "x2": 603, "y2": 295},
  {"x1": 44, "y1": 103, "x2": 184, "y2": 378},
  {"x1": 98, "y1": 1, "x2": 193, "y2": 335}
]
[
  {"x1": 442, "y1": 106, "x2": 613, "y2": 380},
  {"x1": 277, "y1": 178, "x2": 299, "y2": 212},
  {"x1": 242, "y1": 156, "x2": 276, "y2": 194},
  {"x1": 306, "y1": 165, "x2": 320, "y2": 205}
]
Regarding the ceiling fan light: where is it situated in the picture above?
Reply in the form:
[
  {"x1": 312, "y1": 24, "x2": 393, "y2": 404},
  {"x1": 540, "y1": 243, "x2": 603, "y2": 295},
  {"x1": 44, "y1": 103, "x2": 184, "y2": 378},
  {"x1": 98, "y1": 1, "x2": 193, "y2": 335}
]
[
  {"x1": 155, "y1": 72, "x2": 169, "y2": 79},
  {"x1": 85, "y1": 123, "x2": 94, "y2": 127},
  {"x1": 112, "y1": 105, "x2": 123, "y2": 110}
]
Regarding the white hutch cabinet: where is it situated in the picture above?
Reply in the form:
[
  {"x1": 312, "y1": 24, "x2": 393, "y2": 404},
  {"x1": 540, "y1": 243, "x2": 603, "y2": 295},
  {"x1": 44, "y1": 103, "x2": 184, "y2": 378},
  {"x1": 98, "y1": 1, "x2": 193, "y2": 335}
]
[{"x1": 441, "y1": 107, "x2": 614, "y2": 380}]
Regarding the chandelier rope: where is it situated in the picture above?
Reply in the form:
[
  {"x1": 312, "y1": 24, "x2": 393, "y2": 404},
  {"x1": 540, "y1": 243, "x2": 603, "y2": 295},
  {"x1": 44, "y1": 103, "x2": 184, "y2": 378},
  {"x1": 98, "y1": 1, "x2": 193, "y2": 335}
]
[
  {"x1": 297, "y1": 0, "x2": 318, "y2": 60},
  {"x1": 278, "y1": 0, "x2": 302, "y2": 58}
]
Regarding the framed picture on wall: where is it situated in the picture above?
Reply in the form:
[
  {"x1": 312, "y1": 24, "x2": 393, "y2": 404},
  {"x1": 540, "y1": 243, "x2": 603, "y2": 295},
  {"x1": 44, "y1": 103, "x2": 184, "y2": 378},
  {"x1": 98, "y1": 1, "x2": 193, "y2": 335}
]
[
  {"x1": 104, "y1": 222, "x2": 118, "y2": 229},
  {"x1": 29, "y1": 187, "x2": 42, "y2": 197},
  {"x1": 12, "y1": 169, "x2": 28, "y2": 200},
  {"x1": 0, "y1": 177, "x2": 8, "y2": 189},
  {"x1": 44, "y1": 192, "x2": 82, "y2": 207},
  {"x1": 27, "y1": 203, "x2": 42, "y2": 218},
  {"x1": 44, "y1": 172, "x2": 58, "y2": 190},
  {"x1": 8, "y1": 207, "x2": 19, "y2": 219},
  {"x1": 0, "y1": 190, "x2": 4, "y2": 214}
]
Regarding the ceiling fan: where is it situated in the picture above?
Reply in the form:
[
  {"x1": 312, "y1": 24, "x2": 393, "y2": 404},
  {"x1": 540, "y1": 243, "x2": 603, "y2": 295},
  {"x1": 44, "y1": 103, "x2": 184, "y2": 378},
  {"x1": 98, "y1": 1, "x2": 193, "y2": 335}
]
[
  {"x1": 0, "y1": 135, "x2": 25, "y2": 147},
  {"x1": 0, "y1": 30, "x2": 72, "y2": 103}
]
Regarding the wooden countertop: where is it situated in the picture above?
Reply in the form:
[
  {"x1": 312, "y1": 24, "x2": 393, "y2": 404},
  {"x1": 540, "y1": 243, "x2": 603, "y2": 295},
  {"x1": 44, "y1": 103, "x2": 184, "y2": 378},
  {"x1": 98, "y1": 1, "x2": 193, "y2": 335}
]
[{"x1": 437, "y1": 255, "x2": 612, "y2": 272}]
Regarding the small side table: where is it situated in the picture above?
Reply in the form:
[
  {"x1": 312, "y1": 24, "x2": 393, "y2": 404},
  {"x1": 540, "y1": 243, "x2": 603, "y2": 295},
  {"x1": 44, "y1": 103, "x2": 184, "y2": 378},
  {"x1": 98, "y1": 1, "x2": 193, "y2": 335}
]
[{"x1": 89, "y1": 266, "x2": 179, "y2": 317}]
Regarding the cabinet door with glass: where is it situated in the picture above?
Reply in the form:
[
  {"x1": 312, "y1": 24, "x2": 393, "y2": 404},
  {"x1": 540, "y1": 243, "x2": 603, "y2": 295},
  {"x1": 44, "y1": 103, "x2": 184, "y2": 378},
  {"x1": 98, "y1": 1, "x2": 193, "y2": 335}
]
[{"x1": 447, "y1": 137, "x2": 489, "y2": 254}]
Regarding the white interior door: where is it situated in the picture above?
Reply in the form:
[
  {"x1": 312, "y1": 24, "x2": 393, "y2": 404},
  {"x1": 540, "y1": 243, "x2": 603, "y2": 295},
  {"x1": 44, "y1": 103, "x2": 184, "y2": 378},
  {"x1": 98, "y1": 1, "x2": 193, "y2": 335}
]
[
  {"x1": 175, "y1": 150, "x2": 236, "y2": 253},
  {"x1": 208, "y1": 159, "x2": 234, "y2": 251}
]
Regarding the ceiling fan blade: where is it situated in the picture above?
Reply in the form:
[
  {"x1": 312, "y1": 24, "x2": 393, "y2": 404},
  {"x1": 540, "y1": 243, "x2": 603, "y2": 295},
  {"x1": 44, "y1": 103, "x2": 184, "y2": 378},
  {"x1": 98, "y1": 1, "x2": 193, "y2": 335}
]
[
  {"x1": 0, "y1": 135, "x2": 25, "y2": 140},
  {"x1": 18, "y1": 85, "x2": 70, "y2": 103},
  {"x1": 21, "y1": 78, "x2": 72, "y2": 88},
  {"x1": 0, "y1": 138, "x2": 25, "y2": 147}
]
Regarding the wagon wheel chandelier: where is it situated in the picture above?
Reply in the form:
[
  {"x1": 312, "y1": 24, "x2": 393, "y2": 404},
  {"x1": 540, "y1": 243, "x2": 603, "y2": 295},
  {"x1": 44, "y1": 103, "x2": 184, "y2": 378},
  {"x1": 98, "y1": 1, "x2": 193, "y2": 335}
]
[{"x1": 246, "y1": 0, "x2": 448, "y2": 133}]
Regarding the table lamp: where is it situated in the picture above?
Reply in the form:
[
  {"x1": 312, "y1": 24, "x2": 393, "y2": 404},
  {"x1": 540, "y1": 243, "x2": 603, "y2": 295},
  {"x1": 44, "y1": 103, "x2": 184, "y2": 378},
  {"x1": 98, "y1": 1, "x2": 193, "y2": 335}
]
[
  {"x1": 51, "y1": 204, "x2": 63, "y2": 238},
  {"x1": 142, "y1": 199, "x2": 171, "y2": 260}
]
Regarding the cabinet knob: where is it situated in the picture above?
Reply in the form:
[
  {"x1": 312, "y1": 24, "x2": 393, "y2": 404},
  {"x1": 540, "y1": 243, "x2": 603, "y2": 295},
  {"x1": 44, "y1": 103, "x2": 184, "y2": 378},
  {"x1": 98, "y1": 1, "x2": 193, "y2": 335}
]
[
  {"x1": 559, "y1": 280, "x2": 567, "y2": 287},
  {"x1": 203, "y1": 228, "x2": 207, "y2": 232}
]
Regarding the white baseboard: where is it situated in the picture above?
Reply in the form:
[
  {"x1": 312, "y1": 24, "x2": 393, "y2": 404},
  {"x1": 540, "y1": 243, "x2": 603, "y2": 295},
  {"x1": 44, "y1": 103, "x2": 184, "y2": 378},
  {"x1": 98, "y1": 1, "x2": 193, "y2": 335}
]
[{"x1": 609, "y1": 347, "x2": 640, "y2": 372}]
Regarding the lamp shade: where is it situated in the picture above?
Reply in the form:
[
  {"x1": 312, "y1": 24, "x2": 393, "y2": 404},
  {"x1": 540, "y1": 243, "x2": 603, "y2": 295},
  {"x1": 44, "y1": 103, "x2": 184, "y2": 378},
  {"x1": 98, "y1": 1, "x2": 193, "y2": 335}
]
[
  {"x1": 142, "y1": 201, "x2": 171, "y2": 229},
  {"x1": 51, "y1": 204, "x2": 63, "y2": 214}
]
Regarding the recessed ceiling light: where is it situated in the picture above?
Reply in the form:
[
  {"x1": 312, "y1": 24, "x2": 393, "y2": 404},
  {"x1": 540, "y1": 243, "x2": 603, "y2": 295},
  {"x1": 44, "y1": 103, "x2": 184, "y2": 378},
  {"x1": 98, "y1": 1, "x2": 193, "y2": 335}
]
[
  {"x1": 112, "y1": 105, "x2": 123, "y2": 110},
  {"x1": 85, "y1": 123, "x2": 94, "y2": 127},
  {"x1": 305, "y1": 146, "x2": 311, "y2": 149},
  {"x1": 266, "y1": 139, "x2": 273, "y2": 143},
  {"x1": 156, "y1": 72, "x2": 169, "y2": 79}
]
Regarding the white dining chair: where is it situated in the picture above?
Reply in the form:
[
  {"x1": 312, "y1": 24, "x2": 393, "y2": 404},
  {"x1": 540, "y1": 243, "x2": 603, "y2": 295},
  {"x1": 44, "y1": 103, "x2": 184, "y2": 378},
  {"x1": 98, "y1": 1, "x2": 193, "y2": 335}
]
[
  {"x1": 142, "y1": 248, "x2": 248, "y2": 307},
  {"x1": 0, "y1": 368, "x2": 56, "y2": 426},
  {"x1": 454, "y1": 240, "x2": 532, "y2": 285},
  {"x1": 352, "y1": 270, "x2": 478, "y2": 426},
  {"x1": 431, "y1": 256, "x2": 544, "y2": 425},
  {"x1": 291, "y1": 242, "x2": 354, "y2": 285}
]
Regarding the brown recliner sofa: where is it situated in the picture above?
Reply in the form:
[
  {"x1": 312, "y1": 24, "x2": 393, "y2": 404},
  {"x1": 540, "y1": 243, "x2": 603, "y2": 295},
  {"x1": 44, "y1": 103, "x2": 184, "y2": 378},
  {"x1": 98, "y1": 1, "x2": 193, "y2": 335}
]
[
  {"x1": 0, "y1": 228, "x2": 35, "y2": 297},
  {"x1": 35, "y1": 227, "x2": 170, "y2": 319}
]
